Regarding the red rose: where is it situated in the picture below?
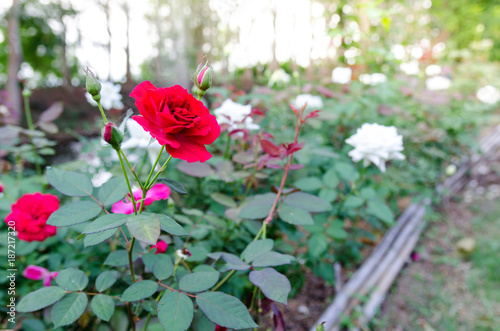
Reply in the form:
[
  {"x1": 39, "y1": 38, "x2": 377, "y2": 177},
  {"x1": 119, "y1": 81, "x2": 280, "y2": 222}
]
[
  {"x1": 5, "y1": 193, "x2": 59, "y2": 242},
  {"x1": 130, "y1": 82, "x2": 221, "y2": 162}
]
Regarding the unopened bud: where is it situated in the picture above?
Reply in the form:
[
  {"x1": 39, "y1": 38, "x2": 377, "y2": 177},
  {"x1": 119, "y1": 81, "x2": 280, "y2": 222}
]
[
  {"x1": 103, "y1": 122, "x2": 123, "y2": 150},
  {"x1": 22, "y1": 87, "x2": 31, "y2": 98},
  {"x1": 85, "y1": 68, "x2": 101, "y2": 96},
  {"x1": 194, "y1": 56, "x2": 213, "y2": 96}
]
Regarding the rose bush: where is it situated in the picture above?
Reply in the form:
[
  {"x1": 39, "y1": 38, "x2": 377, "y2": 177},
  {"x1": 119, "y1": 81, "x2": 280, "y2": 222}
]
[
  {"x1": 4, "y1": 193, "x2": 59, "y2": 242},
  {"x1": 131, "y1": 82, "x2": 221, "y2": 162}
]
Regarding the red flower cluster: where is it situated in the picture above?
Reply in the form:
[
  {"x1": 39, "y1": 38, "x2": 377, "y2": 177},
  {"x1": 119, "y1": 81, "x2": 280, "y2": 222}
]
[
  {"x1": 5, "y1": 193, "x2": 59, "y2": 242},
  {"x1": 130, "y1": 82, "x2": 220, "y2": 163}
]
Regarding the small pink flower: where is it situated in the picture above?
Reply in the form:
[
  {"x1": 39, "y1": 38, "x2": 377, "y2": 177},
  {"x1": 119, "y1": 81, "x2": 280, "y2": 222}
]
[
  {"x1": 23, "y1": 265, "x2": 58, "y2": 287},
  {"x1": 151, "y1": 240, "x2": 168, "y2": 254},
  {"x1": 111, "y1": 183, "x2": 171, "y2": 214},
  {"x1": 410, "y1": 252, "x2": 421, "y2": 262}
]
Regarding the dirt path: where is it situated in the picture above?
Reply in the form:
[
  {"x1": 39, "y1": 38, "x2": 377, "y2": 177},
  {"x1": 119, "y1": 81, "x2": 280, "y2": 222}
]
[{"x1": 376, "y1": 186, "x2": 500, "y2": 330}]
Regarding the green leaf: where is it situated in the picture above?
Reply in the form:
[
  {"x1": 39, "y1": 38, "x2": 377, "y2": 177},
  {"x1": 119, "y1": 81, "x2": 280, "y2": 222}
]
[
  {"x1": 194, "y1": 310, "x2": 216, "y2": 331},
  {"x1": 308, "y1": 233, "x2": 329, "y2": 258},
  {"x1": 152, "y1": 255, "x2": 174, "y2": 280},
  {"x1": 196, "y1": 292, "x2": 258, "y2": 329},
  {"x1": 334, "y1": 162, "x2": 359, "y2": 182},
  {"x1": 51, "y1": 292, "x2": 88, "y2": 328},
  {"x1": 249, "y1": 268, "x2": 291, "y2": 305},
  {"x1": 241, "y1": 239, "x2": 274, "y2": 263},
  {"x1": 343, "y1": 196, "x2": 365, "y2": 209},
  {"x1": 210, "y1": 193, "x2": 237, "y2": 208},
  {"x1": 126, "y1": 213, "x2": 161, "y2": 245},
  {"x1": 284, "y1": 192, "x2": 332, "y2": 212},
  {"x1": 83, "y1": 214, "x2": 128, "y2": 234},
  {"x1": 360, "y1": 187, "x2": 376, "y2": 200},
  {"x1": 323, "y1": 169, "x2": 340, "y2": 188},
  {"x1": 142, "y1": 252, "x2": 159, "y2": 272},
  {"x1": 98, "y1": 177, "x2": 128, "y2": 206},
  {"x1": 221, "y1": 253, "x2": 251, "y2": 271},
  {"x1": 95, "y1": 270, "x2": 118, "y2": 292},
  {"x1": 294, "y1": 177, "x2": 323, "y2": 191},
  {"x1": 47, "y1": 201, "x2": 102, "y2": 227},
  {"x1": 83, "y1": 228, "x2": 117, "y2": 247},
  {"x1": 55, "y1": 268, "x2": 89, "y2": 291},
  {"x1": 326, "y1": 222, "x2": 348, "y2": 240},
  {"x1": 104, "y1": 250, "x2": 138, "y2": 267},
  {"x1": 158, "y1": 291, "x2": 193, "y2": 331},
  {"x1": 252, "y1": 252, "x2": 295, "y2": 268},
  {"x1": 17, "y1": 286, "x2": 66, "y2": 313},
  {"x1": 90, "y1": 294, "x2": 115, "y2": 321},
  {"x1": 121, "y1": 280, "x2": 158, "y2": 302},
  {"x1": 179, "y1": 272, "x2": 219, "y2": 293},
  {"x1": 319, "y1": 188, "x2": 337, "y2": 203},
  {"x1": 158, "y1": 178, "x2": 188, "y2": 195},
  {"x1": 158, "y1": 214, "x2": 188, "y2": 236},
  {"x1": 46, "y1": 167, "x2": 93, "y2": 197},
  {"x1": 239, "y1": 193, "x2": 277, "y2": 219},
  {"x1": 367, "y1": 200, "x2": 394, "y2": 225},
  {"x1": 278, "y1": 204, "x2": 314, "y2": 225}
]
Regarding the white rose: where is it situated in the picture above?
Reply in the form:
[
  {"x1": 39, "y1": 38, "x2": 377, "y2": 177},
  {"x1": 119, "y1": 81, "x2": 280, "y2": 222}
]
[
  {"x1": 331, "y1": 67, "x2": 352, "y2": 84},
  {"x1": 214, "y1": 99, "x2": 260, "y2": 131},
  {"x1": 293, "y1": 94, "x2": 323, "y2": 110},
  {"x1": 426, "y1": 76, "x2": 452, "y2": 90},
  {"x1": 477, "y1": 85, "x2": 500, "y2": 104},
  {"x1": 85, "y1": 81, "x2": 124, "y2": 110},
  {"x1": 346, "y1": 123, "x2": 405, "y2": 172}
]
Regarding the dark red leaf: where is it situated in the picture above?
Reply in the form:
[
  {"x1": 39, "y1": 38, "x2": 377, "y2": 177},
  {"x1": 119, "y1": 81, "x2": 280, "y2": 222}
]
[
  {"x1": 261, "y1": 139, "x2": 281, "y2": 157},
  {"x1": 272, "y1": 303, "x2": 286, "y2": 331}
]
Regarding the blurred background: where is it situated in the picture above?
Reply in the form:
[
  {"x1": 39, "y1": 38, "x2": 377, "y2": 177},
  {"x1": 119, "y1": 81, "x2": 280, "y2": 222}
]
[{"x1": 1, "y1": 0, "x2": 500, "y2": 134}]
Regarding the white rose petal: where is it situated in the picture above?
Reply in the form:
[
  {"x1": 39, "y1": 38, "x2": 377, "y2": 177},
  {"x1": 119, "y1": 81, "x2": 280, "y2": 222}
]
[{"x1": 346, "y1": 123, "x2": 405, "y2": 172}]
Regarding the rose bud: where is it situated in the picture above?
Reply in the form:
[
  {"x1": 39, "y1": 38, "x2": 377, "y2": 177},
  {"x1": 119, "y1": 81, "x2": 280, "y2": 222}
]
[
  {"x1": 194, "y1": 56, "x2": 213, "y2": 97},
  {"x1": 85, "y1": 67, "x2": 102, "y2": 100},
  {"x1": 103, "y1": 122, "x2": 123, "y2": 150}
]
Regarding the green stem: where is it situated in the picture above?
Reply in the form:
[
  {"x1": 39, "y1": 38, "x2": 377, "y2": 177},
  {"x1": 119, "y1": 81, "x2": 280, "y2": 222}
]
[
  {"x1": 223, "y1": 132, "x2": 231, "y2": 159},
  {"x1": 23, "y1": 94, "x2": 41, "y2": 175},
  {"x1": 96, "y1": 99, "x2": 109, "y2": 124},
  {"x1": 120, "y1": 149, "x2": 144, "y2": 190},
  {"x1": 211, "y1": 270, "x2": 236, "y2": 292},
  {"x1": 146, "y1": 155, "x2": 173, "y2": 190},
  {"x1": 128, "y1": 237, "x2": 136, "y2": 283},
  {"x1": 117, "y1": 149, "x2": 138, "y2": 215},
  {"x1": 144, "y1": 146, "x2": 165, "y2": 189}
]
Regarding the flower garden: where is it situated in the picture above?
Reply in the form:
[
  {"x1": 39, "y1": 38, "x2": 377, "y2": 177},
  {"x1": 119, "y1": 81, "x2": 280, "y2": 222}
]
[{"x1": 1, "y1": 1, "x2": 499, "y2": 330}]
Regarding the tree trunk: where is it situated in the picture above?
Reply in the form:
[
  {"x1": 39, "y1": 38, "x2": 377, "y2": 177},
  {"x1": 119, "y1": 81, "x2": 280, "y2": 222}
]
[
  {"x1": 5, "y1": 0, "x2": 22, "y2": 125},
  {"x1": 122, "y1": 0, "x2": 133, "y2": 84}
]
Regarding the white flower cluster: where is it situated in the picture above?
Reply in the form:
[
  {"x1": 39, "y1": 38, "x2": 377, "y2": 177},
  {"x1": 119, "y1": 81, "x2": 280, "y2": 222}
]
[
  {"x1": 268, "y1": 68, "x2": 291, "y2": 87},
  {"x1": 359, "y1": 73, "x2": 387, "y2": 86},
  {"x1": 477, "y1": 85, "x2": 500, "y2": 104},
  {"x1": 346, "y1": 123, "x2": 405, "y2": 172},
  {"x1": 85, "y1": 81, "x2": 124, "y2": 110},
  {"x1": 293, "y1": 94, "x2": 323, "y2": 110},
  {"x1": 214, "y1": 99, "x2": 260, "y2": 132}
]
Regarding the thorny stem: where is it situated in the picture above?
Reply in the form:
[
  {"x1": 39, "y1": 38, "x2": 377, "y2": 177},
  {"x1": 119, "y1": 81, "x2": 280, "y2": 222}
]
[
  {"x1": 126, "y1": 302, "x2": 136, "y2": 331},
  {"x1": 144, "y1": 146, "x2": 165, "y2": 190},
  {"x1": 23, "y1": 93, "x2": 41, "y2": 175},
  {"x1": 157, "y1": 282, "x2": 197, "y2": 298},
  {"x1": 128, "y1": 237, "x2": 136, "y2": 283},
  {"x1": 211, "y1": 105, "x2": 307, "y2": 291}
]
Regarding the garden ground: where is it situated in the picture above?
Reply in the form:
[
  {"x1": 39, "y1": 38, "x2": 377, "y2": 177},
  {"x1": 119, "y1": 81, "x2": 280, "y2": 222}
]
[{"x1": 377, "y1": 179, "x2": 500, "y2": 330}]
